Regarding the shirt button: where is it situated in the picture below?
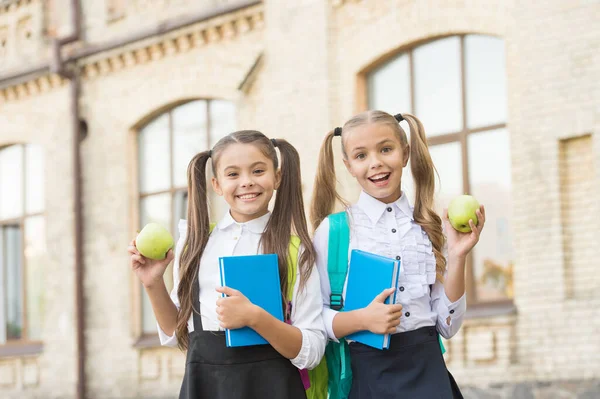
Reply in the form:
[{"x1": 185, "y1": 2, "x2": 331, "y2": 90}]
[
  {"x1": 450, "y1": 309, "x2": 455, "y2": 314},
  {"x1": 386, "y1": 207, "x2": 392, "y2": 212},
  {"x1": 391, "y1": 228, "x2": 397, "y2": 233},
  {"x1": 404, "y1": 312, "x2": 410, "y2": 317},
  {"x1": 399, "y1": 286, "x2": 405, "y2": 292},
  {"x1": 233, "y1": 236, "x2": 239, "y2": 240},
  {"x1": 395, "y1": 256, "x2": 400, "y2": 260}
]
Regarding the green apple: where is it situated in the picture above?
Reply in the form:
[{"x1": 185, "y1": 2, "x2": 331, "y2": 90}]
[
  {"x1": 136, "y1": 222, "x2": 174, "y2": 260},
  {"x1": 447, "y1": 195, "x2": 480, "y2": 233}
]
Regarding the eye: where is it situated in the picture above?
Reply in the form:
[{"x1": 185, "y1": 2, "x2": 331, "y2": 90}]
[
  {"x1": 355, "y1": 153, "x2": 366, "y2": 160},
  {"x1": 227, "y1": 172, "x2": 238, "y2": 177},
  {"x1": 381, "y1": 146, "x2": 393, "y2": 153},
  {"x1": 253, "y1": 169, "x2": 265, "y2": 174}
]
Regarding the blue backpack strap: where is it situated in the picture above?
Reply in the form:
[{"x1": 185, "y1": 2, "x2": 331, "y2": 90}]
[
  {"x1": 327, "y1": 212, "x2": 350, "y2": 311},
  {"x1": 325, "y1": 212, "x2": 353, "y2": 399}
]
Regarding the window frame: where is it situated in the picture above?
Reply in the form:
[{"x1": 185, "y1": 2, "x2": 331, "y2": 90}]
[
  {"x1": 0, "y1": 143, "x2": 45, "y2": 354},
  {"x1": 359, "y1": 34, "x2": 514, "y2": 312}
]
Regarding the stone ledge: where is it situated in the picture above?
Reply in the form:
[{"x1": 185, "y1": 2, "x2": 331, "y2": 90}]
[
  {"x1": 0, "y1": 73, "x2": 66, "y2": 104},
  {"x1": 0, "y1": 342, "x2": 43, "y2": 358}
]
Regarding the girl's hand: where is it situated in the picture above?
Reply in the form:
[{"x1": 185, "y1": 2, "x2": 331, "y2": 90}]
[
  {"x1": 127, "y1": 239, "x2": 174, "y2": 288},
  {"x1": 443, "y1": 205, "x2": 486, "y2": 259},
  {"x1": 359, "y1": 288, "x2": 404, "y2": 334},
  {"x1": 215, "y1": 287, "x2": 257, "y2": 330}
]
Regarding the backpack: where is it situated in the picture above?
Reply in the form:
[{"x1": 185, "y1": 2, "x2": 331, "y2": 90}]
[
  {"x1": 323, "y1": 211, "x2": 447, "y2": 399},
  {"x1": 286, "y1": 236, "x2": 329, "y2": 399}
]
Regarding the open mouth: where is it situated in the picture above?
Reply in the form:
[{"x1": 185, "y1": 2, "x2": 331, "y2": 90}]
[
  {"x1": 368, "y1": 173, "x2": 391, "y2": 184},
  {"x1": 236, "y1": 193, "x2": 261, "y2": 201}
]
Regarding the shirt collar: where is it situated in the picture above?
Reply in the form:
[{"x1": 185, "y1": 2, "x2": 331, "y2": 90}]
[
  {"x1": 355, "y1": 190, "x2": 414, "y2": 225},
  {"x1": 216, "y1": 211, "x2": 271, "y2": 234}
]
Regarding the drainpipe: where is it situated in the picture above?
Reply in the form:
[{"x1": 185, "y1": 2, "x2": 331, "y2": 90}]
[{"x1": 49, "y1": 1, "x2": 85, "y2": 399}]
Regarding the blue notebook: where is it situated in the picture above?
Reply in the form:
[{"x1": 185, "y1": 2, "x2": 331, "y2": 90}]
[
  {"x1": 345, "y1": 249, "x2": 401, "y2": 350},
  {"x1": 219, "y1": 253, "x2": 284, "y2": 347}
]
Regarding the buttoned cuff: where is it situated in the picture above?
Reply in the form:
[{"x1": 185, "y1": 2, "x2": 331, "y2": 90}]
[{"x1": 438, "y1": 291, "x2": 466, "y2": 327}]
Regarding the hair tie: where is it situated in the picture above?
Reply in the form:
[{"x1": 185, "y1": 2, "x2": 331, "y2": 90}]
[
  {"x1": 271, "y1": 138, "x2": 278, "y2": 148},
  {"x1": 394, "y1": 113, "x2": 404, "y2": 122},
  {"x1": 208, "y1": 150, "x2": 212, "y2": 157},
  {"x1": 333, "y1": 127, "x2": 342, "y2": 136}
]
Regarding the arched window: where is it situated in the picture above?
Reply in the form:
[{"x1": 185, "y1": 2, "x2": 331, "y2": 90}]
[
  {"x1": 367, "y1": 35, "x2": 512, "y2": 304},
  {"x1": 137, "y1": 99, "x2": 236, "y2": 335},
  {"x1": 0, "y1": 143, "x2": 45, "y2": 343}
]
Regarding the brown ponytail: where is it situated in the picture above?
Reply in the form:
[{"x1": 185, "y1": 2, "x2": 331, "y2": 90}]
[
  {"x1": 310, "y1": 130, "x2": 348, "y2": 230},
  {"x1": 263, "y1": 138, "x2": 316, "y2": 303},
  {"x1": 176, "y1": 150, "x2": 212, "y2": 351},
  {"x1": 403, "y1": 113, "x2": 446, "y2": 282}
]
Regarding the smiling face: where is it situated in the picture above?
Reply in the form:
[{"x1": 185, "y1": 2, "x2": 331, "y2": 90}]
[
  {"x1": 342, "y1": 123, "x2": 410, "y2": 204},
  {"x1": 211, "y1": 143, "x2": 281, "y2": 223}
]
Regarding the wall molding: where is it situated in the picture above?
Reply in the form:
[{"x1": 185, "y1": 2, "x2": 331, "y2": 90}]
[{"x1": 0, "y1": 4, "x2": 264, "y2": 103}]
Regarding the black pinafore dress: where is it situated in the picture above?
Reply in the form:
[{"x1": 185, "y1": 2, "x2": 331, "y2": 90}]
[
  {"x1": 179, "y1": 272, "x2": 307, "y2": 399},
  {"x1": 348, "y1": 326, "x2": 463, "y2": 399}
]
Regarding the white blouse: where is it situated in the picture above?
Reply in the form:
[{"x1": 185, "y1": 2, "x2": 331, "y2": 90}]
[
  {"x1": 314, "y1": 191, "x2": 467, "y2": 342},
  {"x1": 157, "y1": 211, "x2": 327, "y2": 370}
]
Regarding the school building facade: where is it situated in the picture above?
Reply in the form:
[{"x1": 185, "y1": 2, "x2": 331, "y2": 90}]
[{"x1": 0, "y1": 0, "x2": 598, "y2": 398}]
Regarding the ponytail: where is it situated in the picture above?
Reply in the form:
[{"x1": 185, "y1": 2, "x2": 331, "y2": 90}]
[
  {"x1": 176, "y1": 150, "x2": 212, "y2": 351},
  {"x1": 264, "y1": 138, "x2": 316, "y2": 302},
  {"x1": 310, "y1": 130, "x2": 348, "y2": 230},
  {"x1": 403, "y1": 113, "x2": 446, "y2": 282}
]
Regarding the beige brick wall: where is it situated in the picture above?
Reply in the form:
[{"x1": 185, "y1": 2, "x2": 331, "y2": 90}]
[
  {"x1": 559, "y1": 134, "x2": 597, "y2": 300},
  {"x1": 507, "y1": 0, "x2": 600, "y2": 386},
  {"x1": 0, "y1": 0, "x2": 598, "y2": 397},
  {"x1": 0, "y1": 85, "x2": 78, "y2": 398},
  {"x1": 242, "y1": 0, "x2": 335, "y2": 205}
]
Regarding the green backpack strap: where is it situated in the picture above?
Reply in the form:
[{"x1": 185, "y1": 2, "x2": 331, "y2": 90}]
[
  {"x1": 285, "y1": 236, "x2": 329, "y2": 399},
  {"x1": 285, "y1": 235, "x2": 301, "y2": 301},
  {"x1": 324, "y1": 212, "x2": 353, "y2": 399},
  {"x1": 327, "y1": 212, "x2": 350, "y2": 310}
]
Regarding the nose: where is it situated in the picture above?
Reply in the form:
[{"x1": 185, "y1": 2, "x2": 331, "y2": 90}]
[
  {"x1": 240, "y1": 175, "x2": 255, "y2": 188},
  {"x1": 369, "y1": 154, "x2": 383, "y2": 169}
]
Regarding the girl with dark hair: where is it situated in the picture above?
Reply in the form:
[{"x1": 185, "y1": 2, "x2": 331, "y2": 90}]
[{"x1": 129, "y1": 130, "x2": 326, "y2": 399}]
